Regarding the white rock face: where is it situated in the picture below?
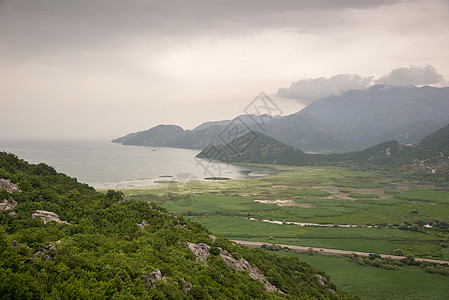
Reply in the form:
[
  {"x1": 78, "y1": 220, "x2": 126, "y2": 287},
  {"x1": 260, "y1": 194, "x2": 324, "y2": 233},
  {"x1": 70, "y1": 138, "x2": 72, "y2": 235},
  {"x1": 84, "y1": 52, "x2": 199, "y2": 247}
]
[
  {"x1": 0, "y1": 199, "x2": 17, "y2": 211},
  {"x1": 187, "y1": 242, "x2": 211, "y2": 262},
  {"x1": 187, "y1": 242, "x2": 282, "y2": 293},
  {"x1": 0, "y1": 178, "x2": 21, "y2": 193},
  {"x1": 31, "y1": 210, "x2": 70, "y2": 225}
]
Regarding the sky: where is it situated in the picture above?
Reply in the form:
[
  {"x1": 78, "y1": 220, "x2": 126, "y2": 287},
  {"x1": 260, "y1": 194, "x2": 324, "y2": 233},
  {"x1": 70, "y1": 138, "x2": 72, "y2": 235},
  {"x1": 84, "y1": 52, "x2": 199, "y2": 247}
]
[{"x1": 1, "y1": 0, "x2": 448, "y2": 138}]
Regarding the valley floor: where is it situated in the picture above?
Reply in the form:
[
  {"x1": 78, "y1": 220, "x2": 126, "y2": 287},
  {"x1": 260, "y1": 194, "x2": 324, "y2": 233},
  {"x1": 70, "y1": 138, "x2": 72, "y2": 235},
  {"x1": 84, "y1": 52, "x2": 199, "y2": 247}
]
[{"x1": 121, "y1": 165, "x2": 449, "y2": 299}]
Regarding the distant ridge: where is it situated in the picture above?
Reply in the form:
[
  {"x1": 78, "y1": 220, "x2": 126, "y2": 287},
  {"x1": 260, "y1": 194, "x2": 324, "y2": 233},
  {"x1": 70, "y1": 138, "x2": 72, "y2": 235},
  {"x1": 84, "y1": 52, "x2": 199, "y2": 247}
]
[
  {"x1": 416, "y1": 123, "x2": 449, "y2": 156},
  {"x1": 196, "y1": 124, "x2": 449, "y2": 180},
  {"x1": 196, "y1": 131, "x2": 309, "y2": 165},
  {"x1": 113, "y1": 85, "x2": 449, "y2": 153}
]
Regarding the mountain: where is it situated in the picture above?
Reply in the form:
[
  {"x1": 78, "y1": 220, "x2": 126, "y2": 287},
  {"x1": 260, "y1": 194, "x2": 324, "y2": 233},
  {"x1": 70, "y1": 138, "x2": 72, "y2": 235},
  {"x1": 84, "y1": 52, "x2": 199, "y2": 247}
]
[
  {"x1": 114, "y1": 85, "x2": 449, "y2": 153},
  {"x1": 0, "y1": 152, "x2": 354, "y2": 299},
  {"x1": 196, "y1": 125, "x2": 449, "y2": 180},
  {"x1": 416, "y1": 123, "x2": 449, "y2": 155},
  {"x1": 300, "y1": 85, "x2": 449, "y2": 150},
  {"x1": 196, "y1": 131, "x2": 311, "y2": 165},
  {"x1": 112, "y1": 124, "x2": 185, "y2": 146},
  {"x1": 112, "y1": 115, "x2": 275, "y2": 150},
  {"x1": 264, "y1": 112, "x2": 349, "y2": 153}
]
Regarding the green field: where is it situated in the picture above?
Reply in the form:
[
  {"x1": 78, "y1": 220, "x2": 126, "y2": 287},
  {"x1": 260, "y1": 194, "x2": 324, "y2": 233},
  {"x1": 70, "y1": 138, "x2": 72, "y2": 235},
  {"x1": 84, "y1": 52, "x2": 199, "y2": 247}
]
[
  {"x1": 264, "y1": 250, "x2": 449, "y2": 300},
  {"x1": 122, "y1": 165, "x2": 449, "y2": 299}
]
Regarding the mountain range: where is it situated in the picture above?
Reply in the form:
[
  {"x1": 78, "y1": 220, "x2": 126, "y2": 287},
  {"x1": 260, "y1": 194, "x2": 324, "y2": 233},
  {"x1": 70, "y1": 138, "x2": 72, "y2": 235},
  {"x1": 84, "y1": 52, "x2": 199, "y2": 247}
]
[
  {"x1": 196, "y1": 124, "x2": 449, "y2": 180},
  {"x1": 113, "y1": 85, "x2": 449, "y2": 153}
]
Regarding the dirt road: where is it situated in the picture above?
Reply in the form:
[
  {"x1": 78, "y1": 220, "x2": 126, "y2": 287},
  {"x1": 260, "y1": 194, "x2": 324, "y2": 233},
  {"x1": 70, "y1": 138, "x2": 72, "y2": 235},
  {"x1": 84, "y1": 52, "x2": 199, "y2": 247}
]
[{"x1": 232, "y1": 240, "x2": 449, "y2": 265}]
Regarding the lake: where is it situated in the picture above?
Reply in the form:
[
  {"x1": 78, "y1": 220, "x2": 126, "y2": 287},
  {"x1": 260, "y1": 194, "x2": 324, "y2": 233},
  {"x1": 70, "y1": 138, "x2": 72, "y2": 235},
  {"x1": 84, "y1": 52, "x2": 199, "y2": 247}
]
[{"x1": 0, "y1": 139, "x2": 248, "y2": 189}]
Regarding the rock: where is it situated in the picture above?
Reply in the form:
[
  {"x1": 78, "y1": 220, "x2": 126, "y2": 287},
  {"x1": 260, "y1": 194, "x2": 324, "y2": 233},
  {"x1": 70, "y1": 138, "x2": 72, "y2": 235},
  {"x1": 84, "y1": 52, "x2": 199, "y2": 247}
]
[
  {"x1": 31, "y1": 210, "x2": 70, "y2": 225},
  {"x1": 117, "y1": 195, "x2": 127, "y2": 204},
  {"x1": 10, "y1": 240, "x2": 23, "y2": 247},
  {"x1": 33, "y1": 242, "x2": 59, "y2": 261},
  {"x1": 187, "y1": 242, "x2": 283, "y2": 294},
  {"x1": 0, "y1": 199, "x2": 17, "y2": 211},
  {"x1": 0, "y1": 178, "x2": 21, "y2": 193},
  {"x1": 316, "y1": 274, "x2": 325, "y2": 286},
  {"x1": 142, "y1": 269, "x2": 166, "y2": 289},
  {"x1": 181, "y1": 278, "x2": 192, "y2": 293},
  {"x1": 137, "y1": 219, "x2": 148, "y2": 230},
  {"x1": 209, "y1": 234, "x2": 216, "y2": 242},
  {"x1": 219, "y1": 249, "x2": 284, "y2": 294},
  {"x1": 188, "y1": 242, "x2": 210, "y2": 262}
]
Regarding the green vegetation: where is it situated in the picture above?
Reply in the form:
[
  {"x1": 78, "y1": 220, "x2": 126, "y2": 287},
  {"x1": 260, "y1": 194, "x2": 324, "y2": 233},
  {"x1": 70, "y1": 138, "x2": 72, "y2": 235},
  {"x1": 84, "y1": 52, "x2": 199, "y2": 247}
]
[
  {"x1": 417, "y1": 123, "x2": 449, "y2": 155},
  {"x1": 196, "y1": 129, "x2": 449, "y2": 181},
  {"x1": 395, "y1": 189, "x2": 449, "y2": 204},
  {"x1": 0, "y1": 152, "x2": 355, "y2": 299},
  {"x1": 348, "y1": 193, "x2": 380, "y2": 198},
  {"x1": 266, "y1": 251, "x2": 449, "y2": 300}
]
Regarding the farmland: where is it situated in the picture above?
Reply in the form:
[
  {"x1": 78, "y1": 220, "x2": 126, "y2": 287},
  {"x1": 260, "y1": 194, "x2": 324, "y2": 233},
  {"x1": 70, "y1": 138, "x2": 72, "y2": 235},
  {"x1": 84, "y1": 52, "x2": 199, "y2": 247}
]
[{"x1": 122, "y1": 165, "x2": 449, "y2": 298}]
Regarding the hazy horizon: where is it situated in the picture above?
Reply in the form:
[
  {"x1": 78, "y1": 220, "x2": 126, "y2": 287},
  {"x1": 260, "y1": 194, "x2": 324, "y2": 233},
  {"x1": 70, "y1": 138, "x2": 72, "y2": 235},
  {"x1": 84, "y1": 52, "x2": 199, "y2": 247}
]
[{"x1": 1, "y1": 0, "x2": 449, "y2": 138}]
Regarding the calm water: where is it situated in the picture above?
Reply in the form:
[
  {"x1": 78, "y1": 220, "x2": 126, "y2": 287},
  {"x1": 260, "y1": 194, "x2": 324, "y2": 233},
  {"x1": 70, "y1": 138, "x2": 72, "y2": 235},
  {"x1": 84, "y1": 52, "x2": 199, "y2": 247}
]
[{"x1": 0, "y1": 139, "x2": 247, "y2": 189}]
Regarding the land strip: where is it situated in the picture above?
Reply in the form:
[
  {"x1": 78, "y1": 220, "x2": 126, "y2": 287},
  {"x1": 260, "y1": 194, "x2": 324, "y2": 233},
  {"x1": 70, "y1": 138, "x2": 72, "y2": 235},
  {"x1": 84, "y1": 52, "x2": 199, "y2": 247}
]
[{"x1": 232, "y1": 240, "x2": 449, "y2": 265}]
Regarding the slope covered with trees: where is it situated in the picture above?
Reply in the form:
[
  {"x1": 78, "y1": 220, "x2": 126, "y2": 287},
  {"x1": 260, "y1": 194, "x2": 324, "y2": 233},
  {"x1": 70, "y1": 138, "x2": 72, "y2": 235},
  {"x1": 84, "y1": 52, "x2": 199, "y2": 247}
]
[
  {"x1": 196, "y1": 128, "x2": 449, "y2": 181},
  {"x1": 0, "y1": 152, "x2": 355, "y2": 299}
]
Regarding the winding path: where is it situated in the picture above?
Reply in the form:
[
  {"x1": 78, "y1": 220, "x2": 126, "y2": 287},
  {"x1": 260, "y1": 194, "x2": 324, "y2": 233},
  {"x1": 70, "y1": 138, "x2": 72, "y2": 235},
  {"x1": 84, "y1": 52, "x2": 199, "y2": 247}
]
[{"x1": 232, "y1": 240, "x2": 449, "y2": 265}]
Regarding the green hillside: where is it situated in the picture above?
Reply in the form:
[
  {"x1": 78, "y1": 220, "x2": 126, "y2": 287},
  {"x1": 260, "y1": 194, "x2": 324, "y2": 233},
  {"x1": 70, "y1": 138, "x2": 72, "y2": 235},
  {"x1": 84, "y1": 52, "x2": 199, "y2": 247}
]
[
  {"x1": 417, "y1": 123, "x2": 449, "y2": 155},
  {"x1": 196, "y1": 131, "x2": 310, "y2": 165},
  {"x1": 196, "y1": 129, "x2": 449, "y2": 180},
  {"x1": 0, "y1": 152, "x2": 355, "y2": 299}
]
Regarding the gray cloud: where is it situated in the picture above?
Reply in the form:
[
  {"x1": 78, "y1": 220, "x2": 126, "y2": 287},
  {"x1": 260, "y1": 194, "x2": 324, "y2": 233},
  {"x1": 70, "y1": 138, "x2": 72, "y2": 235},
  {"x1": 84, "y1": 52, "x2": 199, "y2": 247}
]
[
  {"x1": 0, "y1": 0, "x2": 406, "y2": 60},
  {"x1": 276, "y1": 74, "x2": 373, "y2": 105},
  {"x1": 276, "y1": 65, "x2": 448, "y2": 105},
  {"x1": 375, "y1": 65, "x2": 444, "y2": 87}
]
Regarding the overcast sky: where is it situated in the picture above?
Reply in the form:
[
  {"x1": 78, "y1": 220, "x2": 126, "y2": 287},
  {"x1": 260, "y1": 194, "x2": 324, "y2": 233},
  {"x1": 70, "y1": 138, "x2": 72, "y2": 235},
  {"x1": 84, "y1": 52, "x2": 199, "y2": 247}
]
[{"x1": 1, "y1": 0, "x2": 448, "y2": 138}]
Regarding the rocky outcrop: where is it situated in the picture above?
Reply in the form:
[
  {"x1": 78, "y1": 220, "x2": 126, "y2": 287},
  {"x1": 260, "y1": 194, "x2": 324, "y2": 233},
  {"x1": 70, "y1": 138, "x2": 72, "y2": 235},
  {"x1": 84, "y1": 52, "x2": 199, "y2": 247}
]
[
  {"x1": 219, "y1": 249, "x2": 282, "y2": 293},
  {"x1": 0, "y1": 178, "x2": 21, "y2": 193},
  {"x1": 117, "y1": 195, "x2": 127, "y2": 204},
  {"x1": 188, "y1": 242, "x2": 211, "y2": 262},
  {"x1": 31, "y1": 210, "x2": 70, "y2": 225},
  {"x1": 181, "y1": 278, "x2": 192, "y2": 293},
  {"x1": 0, "y1": 199, "x2": 17, "y2": 211},
  {"x1": 33, "y1": 241, "x2": 60, "y2": 261},
  {"x1": 187, "y1": 242, "x2": 283, "y2": 293},
  {"x1": 315, "y1": 274, "x2": 337, "y2": 294},
  {"x1": 137, "y1": 220, "x2": 148, "y2": 230},
  {"x1": 142, "y1": 269, "x2": 166, "y2": 289}
]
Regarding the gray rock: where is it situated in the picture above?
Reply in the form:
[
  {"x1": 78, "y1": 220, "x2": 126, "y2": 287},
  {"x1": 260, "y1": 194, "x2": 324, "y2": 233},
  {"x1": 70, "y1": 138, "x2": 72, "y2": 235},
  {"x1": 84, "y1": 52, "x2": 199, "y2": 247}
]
[
  {"x1": 0, "y1": 199, "x2": 17, "y2": 211},
  {"x1": 32, "y1": 210, "x2": 70, "y2": 225},
  {"x1": 0, "y1": 178, "x2": 21, "y2": 193}
]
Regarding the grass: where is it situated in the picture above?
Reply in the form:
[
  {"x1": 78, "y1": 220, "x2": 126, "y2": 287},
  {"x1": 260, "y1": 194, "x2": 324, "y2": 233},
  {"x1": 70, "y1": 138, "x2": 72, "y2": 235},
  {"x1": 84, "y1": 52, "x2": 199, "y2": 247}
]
[
  {"x1": 188, "y1": 215, "x2": 443, "y2": 258},
  {"x1": 266, "y1": 250, "x2": 449, "y2": 300},
  {"x1": 290, "y1": 190, "x2": 332, "y2": 197},
  {"x1": 395, "y1": 189, "x2": 449, "y2": 204},
  {"x1": 348, "y1": 193, "x2": 380, "y2": 198},
  {"x1": 123, "y1": 165, "x2": 449, "y2": 258}
]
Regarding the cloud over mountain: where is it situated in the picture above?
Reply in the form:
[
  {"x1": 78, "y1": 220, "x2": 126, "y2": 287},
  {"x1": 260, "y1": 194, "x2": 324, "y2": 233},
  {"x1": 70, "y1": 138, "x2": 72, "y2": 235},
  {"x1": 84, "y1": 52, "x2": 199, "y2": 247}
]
[
  {"x1": 276, "y1": 65, "x2": 448, "y2": 105},
  {"x1": 276, "y1": 74, "x2": 373, "y2": 105},
  {"x1": 375, "y1": 65, "x2": 445, "y2": 87}
]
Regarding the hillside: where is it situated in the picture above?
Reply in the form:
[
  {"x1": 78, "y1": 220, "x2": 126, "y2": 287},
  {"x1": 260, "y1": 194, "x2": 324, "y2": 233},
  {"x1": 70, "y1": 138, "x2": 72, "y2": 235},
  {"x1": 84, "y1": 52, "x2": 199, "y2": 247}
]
[
  {"x1": 0, "y1": 152, "x2": 354, "y2": 299},
  {"x1": 264, "y1": 113, "x2": 349, "y2": 153},
  {"x1": 299, "y1": 85, "x2": 449, "y2": 149},
  {"x1": 196, "y1": 131, "x2": 311, "y2": 165},
  {"x1": 196, "y1": 127, "x2": 449, "y2": 180},
  {"x1": 112, "y1": 124, "x2": 185, "y2": 146},
  {"x1": 416, "y1": 123, "x2": 449, "y2": 155}
]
